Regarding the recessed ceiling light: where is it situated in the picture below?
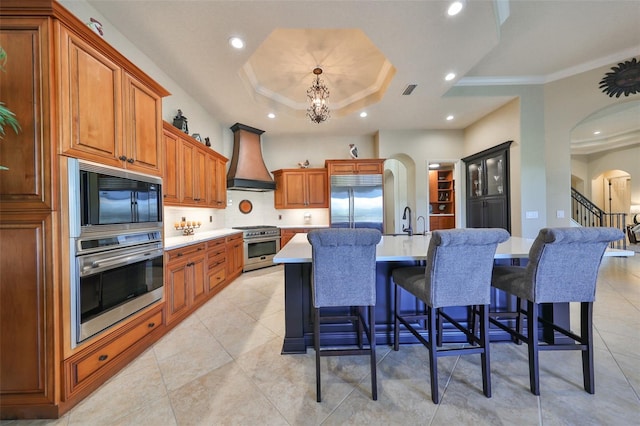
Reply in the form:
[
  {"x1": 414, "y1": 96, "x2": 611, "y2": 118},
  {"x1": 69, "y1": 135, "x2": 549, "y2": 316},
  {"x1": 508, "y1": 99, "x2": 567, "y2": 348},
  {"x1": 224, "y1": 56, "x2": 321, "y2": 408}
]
[
  {"x1": 268, "y1": 113, "x2": 275, "y2": 119},
  {"x1": 429, "y1": 163, "x2": 440, "y2": 169},
  {"x1": 445, "y1": 72, "x2": 456, "y2": 81},
  {"x1": 593, "y1": 130, "x2": 601, "y2": 135},
  {"x1": 446, "y1": 115, "x2": 454, "y2": 121},
  {"x1": 448, "y1": 1, "x2": 465, "y2": 16},
  {"x1": 360, "y1": 112, "x2": 368, "y2": 118},
  {"x1": 229, "y1": 37, "x2": 244, "y2": 49}
]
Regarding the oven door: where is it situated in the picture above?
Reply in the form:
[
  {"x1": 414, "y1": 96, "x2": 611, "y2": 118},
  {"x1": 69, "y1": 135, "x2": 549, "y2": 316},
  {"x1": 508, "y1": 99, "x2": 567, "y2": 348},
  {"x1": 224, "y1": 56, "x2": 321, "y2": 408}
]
[
  {"x1": 244, "y1": 236, "x2": 281, "y2": 272},
  {"x1": 76, "y1": 243, "x2": 164, "y2": 343}
]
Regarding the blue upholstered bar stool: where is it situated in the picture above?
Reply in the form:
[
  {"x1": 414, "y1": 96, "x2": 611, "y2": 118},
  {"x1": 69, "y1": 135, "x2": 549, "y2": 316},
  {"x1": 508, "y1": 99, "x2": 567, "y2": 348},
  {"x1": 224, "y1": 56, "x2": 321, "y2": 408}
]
[
  {"x1": 392, "y1": 228, "x2": 510, "y2": 404},
  {"x1": 307, "y1": 228, "x2": 382, "y2": 403},
  {"x1": 490, "y1": 227, "x2": 624, "y2": 395}
]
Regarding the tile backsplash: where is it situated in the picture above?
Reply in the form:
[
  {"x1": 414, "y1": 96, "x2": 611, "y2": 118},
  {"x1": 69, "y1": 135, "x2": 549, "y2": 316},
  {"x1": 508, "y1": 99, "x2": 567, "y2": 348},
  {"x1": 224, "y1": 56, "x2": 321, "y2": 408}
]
[{"x1": 164, "y1": 190, "x2": 329, "y2": 237}]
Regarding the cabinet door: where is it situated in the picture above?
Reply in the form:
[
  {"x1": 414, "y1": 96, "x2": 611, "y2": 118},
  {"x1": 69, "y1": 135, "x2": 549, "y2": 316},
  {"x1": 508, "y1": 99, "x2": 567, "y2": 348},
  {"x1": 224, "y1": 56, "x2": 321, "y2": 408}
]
[
  {"x1": 181, "y1": 141, "x2": 196, "y2": 204},
  {"x1": 165, "y1": 257, "x2": 190, "y2": 324},
  {"x1": 283, "y1": 172, "x2": 307, "y2": 207},
  {"x1": 484, "y1": 152, "x2": 506, "y2": 197},
  {"x1": 306, "y1": 170, "x2": 328, "y2": 207},
  {"x1": 467, "y1": 159, "x2": 484, "y2": 199},
  {"x1": 0, "y1": 20, "x2": 53, "y2": 210},
  {"x1": 194, "y1": 148, "x2": 207, "y2": 204},
  {"x1": 58, "y1": 25, "x2": 122, "y2": 166},
  {"x1": 214, "y1": 157, "x2": 227, "y2": 208},
  {"x1": 162, "y1": 129, "x2": 181, "y2": 205},
  {"x1": 123, "y1": 73, "x2": 162, "y2": 175},
  {"x1": 0, "y1": 213, "x2": 55, "y2": 405},
  {"x1": 466, "y1": 199, "x2": 485, "y2": 229},
  {"x1": 191, "y1": 253, "x2": 207, "y2": 305},
  {"x1": 485, "y1": 198, "x2": 508, "y2": 230}
]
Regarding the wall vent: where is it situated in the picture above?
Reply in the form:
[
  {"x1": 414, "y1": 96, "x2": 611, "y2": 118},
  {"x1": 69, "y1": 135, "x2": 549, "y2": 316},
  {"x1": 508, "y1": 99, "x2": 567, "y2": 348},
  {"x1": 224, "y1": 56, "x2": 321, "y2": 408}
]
[{"x1": 402, "y1": 84, "x2": 417, "y2": 95}]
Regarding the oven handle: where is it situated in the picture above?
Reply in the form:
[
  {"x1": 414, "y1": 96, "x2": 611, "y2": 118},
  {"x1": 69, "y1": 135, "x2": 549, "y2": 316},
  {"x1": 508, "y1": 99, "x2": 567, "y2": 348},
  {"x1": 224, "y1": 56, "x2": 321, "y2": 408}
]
[
  {"x1": 244, "y1": 236, "x2": 281, "y2": 244},
  {"x1": 79, "y1": 247, "x2": 163, "y2": 277}
]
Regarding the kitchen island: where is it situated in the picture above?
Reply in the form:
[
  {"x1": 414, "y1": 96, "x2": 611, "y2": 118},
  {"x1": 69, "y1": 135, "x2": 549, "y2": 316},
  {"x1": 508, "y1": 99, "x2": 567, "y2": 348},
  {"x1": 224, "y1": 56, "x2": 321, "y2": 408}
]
[{"x1": 273, "y1": 233, "x2": 633, "y2": 354}]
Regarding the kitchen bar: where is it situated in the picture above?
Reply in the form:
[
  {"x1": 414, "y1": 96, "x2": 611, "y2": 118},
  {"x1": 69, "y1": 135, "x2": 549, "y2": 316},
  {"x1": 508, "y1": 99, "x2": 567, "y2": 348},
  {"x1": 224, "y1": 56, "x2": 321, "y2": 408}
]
[{"x1": 273, "y1": 233, "x2": 633, "y2": 354}]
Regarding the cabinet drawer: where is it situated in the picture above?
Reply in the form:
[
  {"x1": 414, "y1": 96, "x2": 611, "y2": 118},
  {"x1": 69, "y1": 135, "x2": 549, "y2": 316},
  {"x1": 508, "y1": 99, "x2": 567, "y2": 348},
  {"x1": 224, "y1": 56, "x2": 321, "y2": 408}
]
[
  {"x1": 166, "y1": 243, "x2": 205, "y2": 261},
  {"x1": 207, "y1": 252, "x2": 226, "y2": 270},
  {"x1": 206, "y1": 238, "x2": 226, "y2": 250},
  {"x1": 208, "y1": 266, "x2": 227, "y2": 291},
  {"x1": 226, "y1": 233, "x2": 243, "y2": 243},
  {"x1": 71, "y1": 310, "x2": 163, "y2": 385}
]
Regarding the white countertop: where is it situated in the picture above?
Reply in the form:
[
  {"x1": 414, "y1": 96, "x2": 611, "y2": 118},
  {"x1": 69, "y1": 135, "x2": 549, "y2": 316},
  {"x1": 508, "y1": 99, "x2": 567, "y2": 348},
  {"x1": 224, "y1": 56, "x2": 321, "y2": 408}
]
[
  {"x1": 273, "y1": 232, "x2": 634, "y2": 263},
  {"x1": 165, "y1": 229, "x2": 242, "y2": 250},
  {"x1": 279, "y1": 225, "x2": 329, "y2": 229}
]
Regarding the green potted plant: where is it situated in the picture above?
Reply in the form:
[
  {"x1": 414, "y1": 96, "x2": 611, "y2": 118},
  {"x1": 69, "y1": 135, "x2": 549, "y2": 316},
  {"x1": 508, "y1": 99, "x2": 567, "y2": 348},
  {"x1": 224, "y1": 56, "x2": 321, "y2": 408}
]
[{"x1": 0, "y1": 46, "x2": 21, "y2": 170}]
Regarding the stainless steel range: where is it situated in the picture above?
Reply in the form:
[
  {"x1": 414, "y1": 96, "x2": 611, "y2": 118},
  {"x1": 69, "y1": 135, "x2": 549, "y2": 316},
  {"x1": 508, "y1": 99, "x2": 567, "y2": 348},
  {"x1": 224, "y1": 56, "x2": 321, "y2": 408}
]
[{"x1": 233, "y1": 226, "x2": 281, "y2": 272}]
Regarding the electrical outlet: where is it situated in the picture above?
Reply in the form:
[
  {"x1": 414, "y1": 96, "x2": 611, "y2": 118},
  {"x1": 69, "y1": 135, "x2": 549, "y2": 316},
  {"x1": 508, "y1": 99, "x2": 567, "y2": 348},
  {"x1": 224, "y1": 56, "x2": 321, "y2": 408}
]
[{"x1": 556, "y1": 210, "x2": 565, "y2": 218}]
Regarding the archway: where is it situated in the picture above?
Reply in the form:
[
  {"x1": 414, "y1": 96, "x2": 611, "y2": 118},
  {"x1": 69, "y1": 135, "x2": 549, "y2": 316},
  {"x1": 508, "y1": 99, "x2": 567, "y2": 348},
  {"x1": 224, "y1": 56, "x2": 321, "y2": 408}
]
[{"x1": 383, "y1": 155, "x2": 415, "y2": 234}]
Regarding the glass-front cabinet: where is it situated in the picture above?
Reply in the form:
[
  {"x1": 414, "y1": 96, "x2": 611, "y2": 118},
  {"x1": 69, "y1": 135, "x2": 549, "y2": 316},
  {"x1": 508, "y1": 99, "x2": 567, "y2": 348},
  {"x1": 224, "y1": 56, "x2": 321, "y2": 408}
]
[{"x1": 463, "y1": 141, "x2": 512, "y2": 232}]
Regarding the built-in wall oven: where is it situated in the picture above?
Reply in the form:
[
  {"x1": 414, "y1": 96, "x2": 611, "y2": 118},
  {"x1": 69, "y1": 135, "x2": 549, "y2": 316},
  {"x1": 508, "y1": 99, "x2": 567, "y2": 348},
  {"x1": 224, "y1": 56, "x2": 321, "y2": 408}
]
[
  {"x1": 68, "y1": 159, "x2": 164, "y2": 346},
  {"x1": 233, "y1": 226, "x2": 280, "y2": 272}
]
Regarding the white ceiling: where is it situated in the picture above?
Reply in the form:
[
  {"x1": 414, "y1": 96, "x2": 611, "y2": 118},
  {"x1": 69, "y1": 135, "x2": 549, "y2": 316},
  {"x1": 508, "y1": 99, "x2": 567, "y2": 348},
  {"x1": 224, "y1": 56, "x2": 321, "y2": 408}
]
[{"x1": 87, "y1": 0, "x2": 640, "y2": 149}]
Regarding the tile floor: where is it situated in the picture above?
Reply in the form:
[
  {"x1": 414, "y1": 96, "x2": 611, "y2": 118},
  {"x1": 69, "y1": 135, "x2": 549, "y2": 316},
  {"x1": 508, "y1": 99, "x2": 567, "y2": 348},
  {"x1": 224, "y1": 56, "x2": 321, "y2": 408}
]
[{"x1": 4, "y1": 254, "x2": 640, "y2": 425}]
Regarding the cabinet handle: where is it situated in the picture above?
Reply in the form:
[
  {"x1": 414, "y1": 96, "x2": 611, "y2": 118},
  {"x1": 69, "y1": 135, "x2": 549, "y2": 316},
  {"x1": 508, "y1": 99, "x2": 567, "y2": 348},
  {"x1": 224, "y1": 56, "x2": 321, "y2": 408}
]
[
  {"x1": 127, "y1": 158, "x2": 135, "y2": 164},
  {"x1": 98, "y1": 354, "x2": 108, "y2": 361},
  {"x1": 176, "y1": 253, "x2": 183, "y2": 257},
  {"x1": 148, "y1": 322, "x2": 155, "y2": 328},
  {"x1": 119, "y1": 155, "x2": 127, "y2": 161}
]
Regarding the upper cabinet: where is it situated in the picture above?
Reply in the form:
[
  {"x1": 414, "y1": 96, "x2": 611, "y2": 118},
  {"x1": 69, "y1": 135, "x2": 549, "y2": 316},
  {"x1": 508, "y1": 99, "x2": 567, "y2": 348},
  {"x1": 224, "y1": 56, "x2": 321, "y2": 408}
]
[
  {"x1": 325, "y1": 159, "x2": 385, "y2": 175},
  {"x1": 162, "y1": 122, "x2": 228, "y2": 208},
  {"x1": 272, "y1": 168, "x2": 328, "y2": 209},
  {"x1": 57, "y1": 24, "x2": 168, "y2": 176},
  {"x1": 462, "y1": 141, "x2": 512, "y2": 232}
]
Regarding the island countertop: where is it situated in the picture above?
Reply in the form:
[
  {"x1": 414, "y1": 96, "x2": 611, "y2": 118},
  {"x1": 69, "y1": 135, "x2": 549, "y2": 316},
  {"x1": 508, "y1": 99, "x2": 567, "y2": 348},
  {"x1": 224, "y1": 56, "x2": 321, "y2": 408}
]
[{"x1": 273, "y1": 232, "x2": 633, "y2": 263}]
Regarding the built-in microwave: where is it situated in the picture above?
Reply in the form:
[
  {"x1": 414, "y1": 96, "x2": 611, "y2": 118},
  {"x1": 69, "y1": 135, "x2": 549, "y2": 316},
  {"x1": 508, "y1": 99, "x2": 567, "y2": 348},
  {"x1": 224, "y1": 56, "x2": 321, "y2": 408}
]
[{"x1": 68, "y1": 159, "x2": 162, "y2": 236}]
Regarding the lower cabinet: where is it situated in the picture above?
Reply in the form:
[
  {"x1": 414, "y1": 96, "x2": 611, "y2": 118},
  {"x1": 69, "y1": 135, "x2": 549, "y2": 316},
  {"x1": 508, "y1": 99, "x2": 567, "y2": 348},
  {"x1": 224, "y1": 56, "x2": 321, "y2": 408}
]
[
  {"x1": 226, "y1": 234, "x2": 244, "y2": 280},
  {"x1": 63, "y1": 306, "x2": 164, "y2": 398},
  {"x1": 429, "y1": 215, "x2": 455, "y2": 230},
  {"x1": 280, "y1": 227, "x2": 325, "y2": 247},
  {"x1": 165, "y1": 243, "x2": 206, "y2": 324},
  {"x1": 206, "y1": 237, "x2": 227, "y2": 294}
]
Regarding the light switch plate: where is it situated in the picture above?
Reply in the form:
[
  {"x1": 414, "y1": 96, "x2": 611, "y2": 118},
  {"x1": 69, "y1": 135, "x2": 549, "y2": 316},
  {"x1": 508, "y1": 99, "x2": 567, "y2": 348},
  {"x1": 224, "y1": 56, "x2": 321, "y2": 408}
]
[{"x1": 525, "y1": 211, "x2": 539, "y2": 219}]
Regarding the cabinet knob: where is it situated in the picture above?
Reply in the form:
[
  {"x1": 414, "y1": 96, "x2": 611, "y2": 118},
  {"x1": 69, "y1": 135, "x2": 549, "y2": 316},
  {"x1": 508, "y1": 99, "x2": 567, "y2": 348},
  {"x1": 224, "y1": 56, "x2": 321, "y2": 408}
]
[
  {"x1": 148, "y1": 322, "x2": 155, "y2": 328},
  {"x1": 98, "y1": 354, "x2": 108, "y2": 361},
  {"x1": 127, "y1": 158, "x2": 135, "y2": 164},
  {"x1": 119, "y1": 155, "x2": 127, "y2": 161}
]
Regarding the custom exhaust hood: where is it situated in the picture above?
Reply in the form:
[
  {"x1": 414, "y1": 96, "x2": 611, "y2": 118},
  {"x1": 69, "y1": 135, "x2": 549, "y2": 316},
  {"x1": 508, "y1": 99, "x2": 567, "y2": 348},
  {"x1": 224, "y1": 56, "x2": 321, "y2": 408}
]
[{"x1": 226, "y1": 123, "x2": 276, "y2": 191}]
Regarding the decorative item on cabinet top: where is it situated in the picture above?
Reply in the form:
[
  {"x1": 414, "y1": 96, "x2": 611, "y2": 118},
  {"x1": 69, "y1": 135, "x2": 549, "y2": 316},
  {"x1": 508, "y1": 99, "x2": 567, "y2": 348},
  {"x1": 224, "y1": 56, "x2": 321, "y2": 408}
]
[
  {"x1": 172, "y1": 109, "x2": 188, "y2": 133},
  {"x1": 298, "y1": 159, "x2": 310, "y2": 168}
]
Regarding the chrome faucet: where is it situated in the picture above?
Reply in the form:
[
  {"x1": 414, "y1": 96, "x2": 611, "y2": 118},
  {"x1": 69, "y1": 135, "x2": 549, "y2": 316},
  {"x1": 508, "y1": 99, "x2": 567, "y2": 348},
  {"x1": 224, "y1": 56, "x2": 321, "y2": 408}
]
[
  {"x1": 402, "y1": 206, "x2": 413, "y2": 236},
  {"x1": 416, "y1": 215, "x2": 425, "y2": 235}
]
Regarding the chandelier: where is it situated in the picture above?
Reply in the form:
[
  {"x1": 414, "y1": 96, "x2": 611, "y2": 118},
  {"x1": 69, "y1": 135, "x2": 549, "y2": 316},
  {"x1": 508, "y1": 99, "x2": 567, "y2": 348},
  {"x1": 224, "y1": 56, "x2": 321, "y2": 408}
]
[{"x1": 306, "y1": 67, "x2": 330, "y2": 123}]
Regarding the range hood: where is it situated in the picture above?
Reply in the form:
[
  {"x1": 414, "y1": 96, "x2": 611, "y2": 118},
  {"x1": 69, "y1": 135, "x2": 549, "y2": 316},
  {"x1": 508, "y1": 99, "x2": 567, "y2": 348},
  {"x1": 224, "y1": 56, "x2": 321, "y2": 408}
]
[{"x1": 226, "y1": 123, "x2": 276, "y2": 191}]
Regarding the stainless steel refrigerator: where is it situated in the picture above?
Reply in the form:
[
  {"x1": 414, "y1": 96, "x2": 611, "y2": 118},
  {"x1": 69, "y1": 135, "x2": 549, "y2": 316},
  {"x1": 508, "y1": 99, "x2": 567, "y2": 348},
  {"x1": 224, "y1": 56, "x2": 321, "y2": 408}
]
[{"x1": 330, "y1": 174, "x2": 383, "y2": 232}]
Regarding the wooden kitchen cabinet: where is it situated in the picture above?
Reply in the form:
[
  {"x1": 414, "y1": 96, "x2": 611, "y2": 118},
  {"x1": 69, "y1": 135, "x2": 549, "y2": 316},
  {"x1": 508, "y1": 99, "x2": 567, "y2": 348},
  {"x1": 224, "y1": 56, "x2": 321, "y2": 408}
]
[
  {"x1": 206, "y1": 238, "x2": 227, "y2": 294},
  {"x1": 226, "y1": 233, "x2": 244, "y2": 281},
  {"x1": 272, "y1": 168, "x2": 328, "y2": 209},
  {"x1": 165, "y1": 243, "x2": 207, "y2": 325},
  {"x1": 325, "y1": 159, "x2": 385, "y2": 175},
  {"x1": 1, "y1": 2, "x2": 172, "y2": 418},
  {"x1": 162, "y1": 122, "x2": 228, "y2": 208},
  {"x1": 429, "y1": 169, "x2": 455, "y2": 230},
  {"x1": 280, "y1": 227, "x2": 327, "y2": 247},
  {"x1": 58, "y1": 25, "x2": 166, "y2": 176}
]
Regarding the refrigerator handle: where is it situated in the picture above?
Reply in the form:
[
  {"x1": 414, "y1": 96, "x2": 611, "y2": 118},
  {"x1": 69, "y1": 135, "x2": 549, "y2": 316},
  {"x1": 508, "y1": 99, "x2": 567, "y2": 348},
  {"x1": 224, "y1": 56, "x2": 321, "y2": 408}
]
[{"x1": 349, "y1": 188, "x2": 355, "y2": 228}]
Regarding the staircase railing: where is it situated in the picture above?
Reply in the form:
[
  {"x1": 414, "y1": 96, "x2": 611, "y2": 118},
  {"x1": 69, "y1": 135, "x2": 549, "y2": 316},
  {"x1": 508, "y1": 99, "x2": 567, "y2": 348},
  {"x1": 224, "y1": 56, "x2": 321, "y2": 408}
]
[{"x1": 571, "y1": 188, "x2": 628, "y2": 250}]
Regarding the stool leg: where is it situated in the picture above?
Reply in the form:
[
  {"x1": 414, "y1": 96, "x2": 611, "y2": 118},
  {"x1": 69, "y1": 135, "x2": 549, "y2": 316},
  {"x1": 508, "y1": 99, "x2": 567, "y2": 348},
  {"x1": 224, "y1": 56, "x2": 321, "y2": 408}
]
[
  {"x1": 479, "y1": 304, "x2": 491, "y2": 398},
  {"x1": 437, "y1": 308, "x2": 443, "y2": 347},
  {"x1": 427, "y1": 306, "x2": 439, "y2": 404},
  {"x1": 527, "y1": 301, "x2": 540, "y2": 396},
  {"x1": 514, "y1": 297, "x2": 523, "y2": 345},
  {"x1": 357, "y1": 306, "x2": 364, "y2": 349},
  {"x1": 369, "y1": 305, "x2": 378, "y2": 400},
  {"x1": 314, "y1": 307, "x2": 322, "y2": 402},
  {"x1": 581, "y1": 302, "x2": 595, "y2": 394},
  {"x1": 394, "y1": 284, "x2": 401, "y2": 351}
]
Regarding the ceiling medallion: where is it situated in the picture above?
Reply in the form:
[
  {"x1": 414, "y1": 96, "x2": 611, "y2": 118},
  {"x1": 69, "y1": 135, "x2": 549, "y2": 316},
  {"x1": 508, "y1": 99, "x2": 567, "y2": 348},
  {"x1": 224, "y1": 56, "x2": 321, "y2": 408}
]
[
  {"x1": 306, "y1": 67, "x2": 330, "y2": 124},
  {"x1": 599, "y1": 57, "x2": 640, "y2": 98}
]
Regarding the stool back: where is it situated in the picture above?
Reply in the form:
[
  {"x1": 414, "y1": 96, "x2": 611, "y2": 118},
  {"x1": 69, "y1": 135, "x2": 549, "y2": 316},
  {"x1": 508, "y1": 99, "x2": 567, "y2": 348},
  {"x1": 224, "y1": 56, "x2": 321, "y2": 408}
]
[
  {"x1": 426, "y1": 228, "x2": 510, "y2": 308},
  {"x1": 524, "y1": 227, "x2": 623, "y2": 303},
  {"x1": 308, "y1": 228, "x2": 382, "y2": 308}
]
